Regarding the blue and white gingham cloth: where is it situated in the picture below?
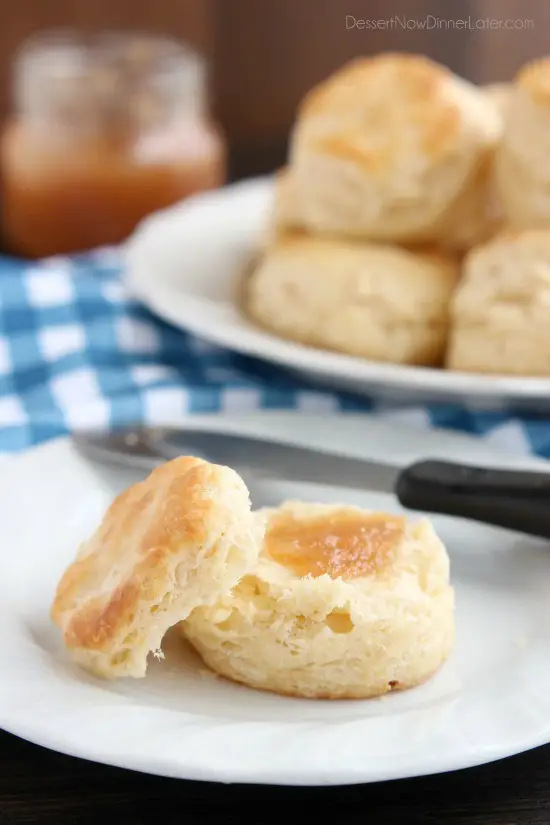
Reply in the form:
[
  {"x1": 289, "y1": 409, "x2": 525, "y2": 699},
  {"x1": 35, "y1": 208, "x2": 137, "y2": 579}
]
[{"x1": 1, "y1": 247, "x2": 550, "y2": 457}]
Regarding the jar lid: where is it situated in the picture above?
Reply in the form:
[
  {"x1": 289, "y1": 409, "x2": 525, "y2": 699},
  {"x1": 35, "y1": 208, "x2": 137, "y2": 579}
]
[{"x1": 14, "y1": 29, "x2": 208, "y2": 136}]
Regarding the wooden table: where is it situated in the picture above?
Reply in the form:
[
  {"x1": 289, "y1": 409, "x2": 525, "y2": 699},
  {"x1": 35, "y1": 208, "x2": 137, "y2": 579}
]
[{"x1": 1, "y1": 729, "x2": 549, "y2": 823}]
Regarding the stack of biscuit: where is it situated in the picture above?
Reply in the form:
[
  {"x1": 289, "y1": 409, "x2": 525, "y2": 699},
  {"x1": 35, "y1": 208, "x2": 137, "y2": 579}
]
[{"x1": 244, "y1": 52, "x2": 550, "y2": 376}]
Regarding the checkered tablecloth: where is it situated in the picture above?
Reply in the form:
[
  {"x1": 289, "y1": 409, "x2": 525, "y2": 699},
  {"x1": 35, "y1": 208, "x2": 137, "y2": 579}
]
[{"x1": 1, "y1": 247, "x2": 550, "y2": 457}]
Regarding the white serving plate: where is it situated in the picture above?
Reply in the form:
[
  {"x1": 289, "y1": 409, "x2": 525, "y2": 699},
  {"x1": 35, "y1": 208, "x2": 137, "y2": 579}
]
[
  {"x1": 124, "y1": 177, "x2": 550, "y2": 411},
  {"x1": 1, "y1": 412, "x2": 550, "y2": 786}
]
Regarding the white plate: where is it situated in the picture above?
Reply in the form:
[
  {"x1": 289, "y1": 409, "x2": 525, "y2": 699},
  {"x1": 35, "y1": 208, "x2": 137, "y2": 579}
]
[
  {"x1": 124, "y1": 177, "x2": 550, "y2": 412},
  {"x1": 1, "y1": 412, "x2": 550, "y2": 785}
]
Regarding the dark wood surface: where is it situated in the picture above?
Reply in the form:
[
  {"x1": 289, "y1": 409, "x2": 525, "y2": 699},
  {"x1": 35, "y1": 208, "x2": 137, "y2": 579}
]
[{"x1": 1, "y1": 728, "x2": 550, "y2": 824}]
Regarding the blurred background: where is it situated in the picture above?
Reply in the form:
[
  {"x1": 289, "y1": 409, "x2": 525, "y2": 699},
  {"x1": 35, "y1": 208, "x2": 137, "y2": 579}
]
[{"x1": 0, "y1": 0, "x2": 548, "y2": 258}]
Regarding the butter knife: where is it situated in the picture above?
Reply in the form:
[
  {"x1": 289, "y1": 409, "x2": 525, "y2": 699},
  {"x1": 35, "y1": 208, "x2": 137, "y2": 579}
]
[{"x1": 73, "y1": 426, "x2": 550, "y2": 539}]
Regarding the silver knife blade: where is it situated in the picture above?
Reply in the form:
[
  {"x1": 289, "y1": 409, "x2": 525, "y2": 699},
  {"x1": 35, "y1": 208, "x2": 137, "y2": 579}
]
[{"x1": 72, "y1": 426, "x2": 400, "y2": 494}]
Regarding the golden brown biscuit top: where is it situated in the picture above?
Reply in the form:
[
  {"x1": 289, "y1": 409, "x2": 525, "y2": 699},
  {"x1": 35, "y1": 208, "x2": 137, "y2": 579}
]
[
  {"x1": 51, "y1": 456, "x2": 233, "y2": 653},
  {"x1": 297, "y1": 53, "x2": 463, "y2": 166},
  {"x1": 516, "y1": 58, "x2": 550, "y2": 105},
  {"x1": 265, "y1": 509, "x2": 405, "y2": 580}
]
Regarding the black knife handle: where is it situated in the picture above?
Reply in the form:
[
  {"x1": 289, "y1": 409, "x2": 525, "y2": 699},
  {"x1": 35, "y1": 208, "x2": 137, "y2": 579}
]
[{"x1": 395, "y1": 460, "x2": 550, "y2": 539}]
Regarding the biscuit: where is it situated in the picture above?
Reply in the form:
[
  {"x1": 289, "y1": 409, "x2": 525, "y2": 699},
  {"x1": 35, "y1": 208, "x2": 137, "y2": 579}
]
[
  {"x1": 51, "y1": 456, "x2": 262, "y2": 678},
  {"x1": 447, "y1": 229, "x2": 550, "y2": 375},
  {"x1": 271, "y1": 166, "x2": 304, "y2": 234},
  {"x1": 289, "y1": 53, "x2": 501, "y2": 245},
  {"x1": 245, "y1": 232, "x2": 459, "y2": 366},
  {"x1": 270, "y1": 165, "x2": 498, "y2": 251},
  {"x1": 439, "y1": 83, "x2": 507, "y2": 247},
  {"x1": 260, "y1": 167, "x2": 305, "y2": 249},
  {"x1": 482, "y1": 82, "x2": 511, "y2": 119},
  {"x1": 183, "y1": 501, "x2": 455, "y2": 699},
  {"x1": 496, "y1": 60, "x2": 550, "y2": 228},
  {"x1": 430, "y1": 152, "x2": 501, "y2": 250}
]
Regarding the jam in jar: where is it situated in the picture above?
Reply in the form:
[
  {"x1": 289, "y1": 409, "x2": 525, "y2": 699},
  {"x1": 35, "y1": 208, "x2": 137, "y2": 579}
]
[{"x1": 1, "y1": 31, "x2": 226, "y2": 258}]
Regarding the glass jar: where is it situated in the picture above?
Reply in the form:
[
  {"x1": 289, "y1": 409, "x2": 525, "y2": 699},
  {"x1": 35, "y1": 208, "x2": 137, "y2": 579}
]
[{"x1": 1, "y1": 30, "x2": 226, "y2": 258}]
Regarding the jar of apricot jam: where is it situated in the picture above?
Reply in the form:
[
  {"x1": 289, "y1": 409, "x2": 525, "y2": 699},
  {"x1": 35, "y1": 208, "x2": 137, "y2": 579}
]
[{"x1": 1, "y1": 31, "x2": 226, "y2": 258}]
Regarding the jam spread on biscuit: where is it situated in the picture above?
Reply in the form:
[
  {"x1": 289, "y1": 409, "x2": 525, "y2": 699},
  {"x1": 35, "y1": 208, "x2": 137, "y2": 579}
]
[{"x1": 266, "y1": 511, "x2": 405, "y2": 579}]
